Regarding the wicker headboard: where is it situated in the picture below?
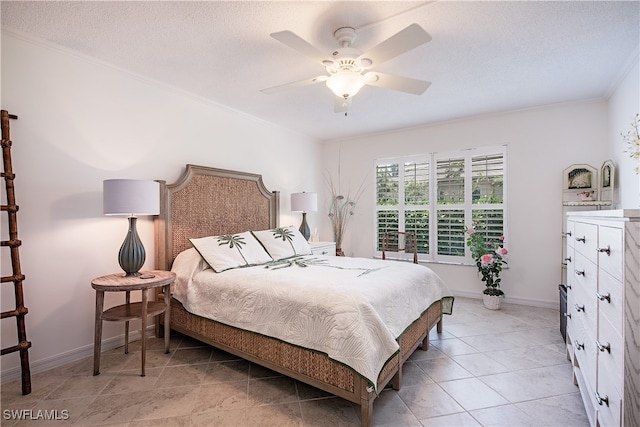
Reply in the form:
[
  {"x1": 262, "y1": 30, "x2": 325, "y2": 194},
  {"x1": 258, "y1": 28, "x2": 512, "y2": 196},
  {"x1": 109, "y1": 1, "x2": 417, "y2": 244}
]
[{"x1": 154, "y1": 164, "x2": 279, "y2": 270}]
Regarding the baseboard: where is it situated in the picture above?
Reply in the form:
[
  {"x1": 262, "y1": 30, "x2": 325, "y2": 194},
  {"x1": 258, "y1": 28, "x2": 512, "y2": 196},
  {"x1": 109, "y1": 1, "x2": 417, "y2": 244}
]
[
  {"x1": 0, "y1": 328, "x2": 148, "y2": 385},
  {"x1": 452, "y1": 290, "x2": 559, "y2": 310}
]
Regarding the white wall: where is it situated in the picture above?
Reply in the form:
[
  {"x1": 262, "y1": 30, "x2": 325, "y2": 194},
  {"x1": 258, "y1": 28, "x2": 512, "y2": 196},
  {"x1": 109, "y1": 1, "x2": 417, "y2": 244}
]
[
  {"x1": 608, "y1": 57, "x2": 640, "y2": 208},
  {"x1": 321, "y1": 101, "x2": 611, "y2": 307},
  {"x1": 0, "y1": 33, "x2": 322, "y2": 379}
]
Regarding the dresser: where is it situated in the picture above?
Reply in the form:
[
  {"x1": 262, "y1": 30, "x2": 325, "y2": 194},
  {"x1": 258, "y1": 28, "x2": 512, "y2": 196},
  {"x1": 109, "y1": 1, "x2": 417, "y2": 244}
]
[{"x1": 565, "y1": 210, "x2": 639, "y2": 427}]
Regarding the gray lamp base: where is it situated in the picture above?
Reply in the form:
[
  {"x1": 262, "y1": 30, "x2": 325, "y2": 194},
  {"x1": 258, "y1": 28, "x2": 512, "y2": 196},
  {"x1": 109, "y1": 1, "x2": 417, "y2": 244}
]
[
  {"x1": 118, "y1": 216, "x2": 146, "y2": 276},
  {"x1": 299, "y1": 212, "x2": 310, "y2": 241}
]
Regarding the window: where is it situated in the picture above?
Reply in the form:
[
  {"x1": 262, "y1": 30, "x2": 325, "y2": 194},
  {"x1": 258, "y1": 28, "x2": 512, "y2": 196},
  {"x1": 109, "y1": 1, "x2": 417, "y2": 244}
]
[{"x1": 375, "y1": 146, "x2": 507, "y2": 264}]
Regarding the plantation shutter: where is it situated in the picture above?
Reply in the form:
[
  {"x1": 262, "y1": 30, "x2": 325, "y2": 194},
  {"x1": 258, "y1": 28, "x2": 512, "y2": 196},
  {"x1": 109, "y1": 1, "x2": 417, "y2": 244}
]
[
  {"x1": 376, "y1": 163, "x2": 400, "y2": 250},
  {"x1": 435, "y1": 157, "x2": 465, "y2": 258},
  {"x1": 404, "y1": 161, "x2": 429, "y2": 254},
  {"x1": 471, "y1": 153, "x2": 505, "y2": 246}
]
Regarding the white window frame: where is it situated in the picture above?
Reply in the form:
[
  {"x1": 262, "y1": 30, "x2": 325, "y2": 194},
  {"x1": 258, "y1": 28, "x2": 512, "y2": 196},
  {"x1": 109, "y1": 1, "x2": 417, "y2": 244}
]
[{"x1": 374, "y1": 145, "x2": 508, "y2": 265}]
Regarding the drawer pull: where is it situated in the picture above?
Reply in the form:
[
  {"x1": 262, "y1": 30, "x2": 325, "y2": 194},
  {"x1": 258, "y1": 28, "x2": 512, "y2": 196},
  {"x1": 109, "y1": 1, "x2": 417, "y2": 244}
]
[
  {"x1": 596, "y1": 292, "x2": 611, "y2": 303},
  {"x1": 564, "y1": 312, "x2": 572, "y2": 319},
  {"x1": 564, "y1": 256, "x2": 572, "y2": 263},
  {"x1": 595, "y1": 392, "x2": 609, "y2": 407},
  {"x1": 575, "y1": 236, "x2": 586, "y2": 243},
  {"x1": 566, "y1": 284, "x2": 572, "y2": 290},
  {"x1": 596, "y1": 341, "x2": 611, "y2": 353},
  {"x1": 575, "y1": 304, "x2": 585, "y2": 312},
  {"x1": 575, "y1": 270, "x2": 585, "y2": 276},
  {"x1": 597, "y1": 245, "x2": 611, "y2": 256},
  {"x1": 563, "y1": 231, "x2": 572, "y2": 237},
  {"x1": 574, "y1": 340, "x2": 584, "y2": 350}
]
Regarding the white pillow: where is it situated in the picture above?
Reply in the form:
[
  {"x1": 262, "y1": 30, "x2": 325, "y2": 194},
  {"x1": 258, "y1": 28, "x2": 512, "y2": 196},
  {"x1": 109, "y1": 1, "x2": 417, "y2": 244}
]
[
  {"x1": 252, "y1": 226, "x2": 312, "y2": 260},
  {"x1": 190, "y1": 231, "x2": 273, "y2": 272},
  {"x1": 171, "y1": 247, "x2": 208, "y2": 303}
]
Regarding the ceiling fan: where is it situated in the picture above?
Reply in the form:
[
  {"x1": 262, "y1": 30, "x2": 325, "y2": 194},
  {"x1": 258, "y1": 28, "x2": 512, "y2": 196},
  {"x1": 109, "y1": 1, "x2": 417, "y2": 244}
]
[{"x1": 261, "y1": 24, "x2": 432, "y2": 114}]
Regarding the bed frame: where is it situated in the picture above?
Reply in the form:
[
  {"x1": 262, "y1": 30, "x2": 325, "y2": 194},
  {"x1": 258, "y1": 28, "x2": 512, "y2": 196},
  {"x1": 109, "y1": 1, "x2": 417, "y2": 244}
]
[{"x1": 154, "y1": 164, "x2": 444, "y2": 426}]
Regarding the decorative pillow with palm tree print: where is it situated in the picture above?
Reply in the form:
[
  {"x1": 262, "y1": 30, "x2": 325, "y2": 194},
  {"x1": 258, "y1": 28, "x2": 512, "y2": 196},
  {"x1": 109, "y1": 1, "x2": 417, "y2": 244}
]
[
  {"x1": 251, "y1": 226, "x2": 312, "y2": 261},
  {"x1": 190, "y1": 231, "x2": 273, "y2": 272}
]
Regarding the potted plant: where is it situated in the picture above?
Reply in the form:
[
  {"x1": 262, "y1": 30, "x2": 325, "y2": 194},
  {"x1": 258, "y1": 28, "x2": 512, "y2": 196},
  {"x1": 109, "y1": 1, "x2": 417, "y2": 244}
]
[{"x1": 466, "y1": 223, "x2": 508, "y2": 309}]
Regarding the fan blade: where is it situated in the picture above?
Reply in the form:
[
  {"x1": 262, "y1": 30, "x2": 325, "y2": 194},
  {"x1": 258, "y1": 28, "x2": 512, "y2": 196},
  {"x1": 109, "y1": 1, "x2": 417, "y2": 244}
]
[
  {"x1": 261, "y1": 75, "x2": 328, "y2": 94},
  {"x1": 271, "y1": 31, "x2": 328, "y2": 64},
  {"x1": 334, "y1": 96, "x2": 352, "y2": 114},
  {"x1": 358, "y1": 24, "x2": 431, "y2": 67},
  {"x1": 365, "y1": 72, "x2": 431, "y2": 95}
]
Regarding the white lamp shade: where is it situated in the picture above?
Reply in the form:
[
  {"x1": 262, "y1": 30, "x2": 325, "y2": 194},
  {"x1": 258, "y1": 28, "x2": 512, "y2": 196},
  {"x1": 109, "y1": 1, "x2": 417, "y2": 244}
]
[
  {"x1": 291, "y1": 192, "x2": 317, "y2": 213},
  {"x1": 103, "y1": 179, "x2": 159, "y2": 216}
]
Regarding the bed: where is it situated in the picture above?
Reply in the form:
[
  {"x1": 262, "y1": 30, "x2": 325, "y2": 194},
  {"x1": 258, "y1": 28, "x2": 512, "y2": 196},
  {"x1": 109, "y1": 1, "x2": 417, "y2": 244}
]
[{"x1": 154, "y1": 164, "x2": 453, "y2": 426}]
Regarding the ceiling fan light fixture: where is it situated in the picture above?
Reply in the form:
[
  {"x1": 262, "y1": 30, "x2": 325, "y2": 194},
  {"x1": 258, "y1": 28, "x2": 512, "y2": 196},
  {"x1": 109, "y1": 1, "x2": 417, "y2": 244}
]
[{"x1": 326, "y1": 70, "x2": 366, "y2": 99}]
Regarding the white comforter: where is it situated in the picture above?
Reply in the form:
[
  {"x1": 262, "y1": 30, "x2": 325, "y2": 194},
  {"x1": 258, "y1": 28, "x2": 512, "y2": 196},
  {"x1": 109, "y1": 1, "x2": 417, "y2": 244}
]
[{"x1": 171, "y1": 249, "x2": 453, "y2": 388}]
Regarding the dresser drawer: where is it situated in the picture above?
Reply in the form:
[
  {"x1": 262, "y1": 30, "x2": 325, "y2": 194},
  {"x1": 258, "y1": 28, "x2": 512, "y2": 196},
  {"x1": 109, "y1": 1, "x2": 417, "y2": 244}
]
[
  {"x1": 572, "y1": 283, "x2": 597, "y2": 338},
  {"x1": 598, "y1": 225, "x2": 623, "y2": 282},
  {"x1": 572, "y1": 308, "x2": 597, "y2": 379},
  {"x1": 574, "y1": 222, "x2": 598, "y2": 262},
  {"x1": 574, "y1": 252, "x2": 597, "y2": 296},
  {"x1": 597, "y1": 313, "x2": 623, "y2": 397},
  {"x1": 597, "y1": 270, "x2": 623, "y2": 334},
  {"x1": 565, "y1": 240, "x2": 575, "y2": 278},
  {"x1": 596, "y1": 371, "x2": 622, "y2": 427},
  {"x1": 566, "y1": 220, "x2": 576, "y2": 249}
]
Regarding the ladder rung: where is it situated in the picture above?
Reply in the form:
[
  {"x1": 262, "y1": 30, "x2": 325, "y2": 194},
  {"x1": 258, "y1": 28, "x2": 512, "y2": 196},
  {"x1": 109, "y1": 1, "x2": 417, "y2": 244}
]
[
  {"x1": 1, "y1": 139, "x2": 12, "y2": 148},
  {"x1": 1, "y1": 274, "x2": 26, "y2": 283},
  {"x1": 1, "y1": 307, "x2": 28, "y2": 318},
  {"x1": 1, "y1": 205, "x2": 19, "y2": 212},
  {"x1": 1, "y1": 239, "x2": 22, "y2": 247},
  {"x1": 1, "y1": 172, "x2": 16, "y2": 179},
  {"x1": 1, "y1": 341, "x2": 32, "y2": 356}
]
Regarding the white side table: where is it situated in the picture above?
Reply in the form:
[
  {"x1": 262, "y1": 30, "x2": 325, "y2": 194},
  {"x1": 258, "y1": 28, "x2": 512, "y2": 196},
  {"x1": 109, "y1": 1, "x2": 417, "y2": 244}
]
[
  {"x1": 309, "y1": 241, "x2": 336, "y2": 256},
  {"x1": 91, "y1": 270, "x2": 175, "y2": 377}
]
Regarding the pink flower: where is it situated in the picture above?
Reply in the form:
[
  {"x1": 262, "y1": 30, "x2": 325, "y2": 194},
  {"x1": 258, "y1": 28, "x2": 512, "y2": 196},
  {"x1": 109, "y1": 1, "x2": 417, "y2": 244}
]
[
  {"x1": 467, "y1": 227, "x2": 476, "y2": 235},
  {"x1": 480, "y1": 253, "x2": 494, "y2": 266},
  {"x1": 495, "y1": 247, "x2": 508, "y2": 257},
  {"x1": 500, "y1": 235, "x2": 505, "y2": 241}
]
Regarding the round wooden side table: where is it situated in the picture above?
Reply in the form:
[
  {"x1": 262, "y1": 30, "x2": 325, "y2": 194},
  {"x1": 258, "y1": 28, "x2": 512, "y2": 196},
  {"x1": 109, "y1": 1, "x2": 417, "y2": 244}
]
[{"x1": 91, "y1": 270, "x2": 175, "y2": 377}]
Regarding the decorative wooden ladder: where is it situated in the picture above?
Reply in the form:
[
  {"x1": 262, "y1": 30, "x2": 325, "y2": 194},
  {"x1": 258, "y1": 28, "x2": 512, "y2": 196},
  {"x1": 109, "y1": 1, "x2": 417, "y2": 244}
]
[{"x1": 1, "y1": 110, "x2": 32, "y2": 395}]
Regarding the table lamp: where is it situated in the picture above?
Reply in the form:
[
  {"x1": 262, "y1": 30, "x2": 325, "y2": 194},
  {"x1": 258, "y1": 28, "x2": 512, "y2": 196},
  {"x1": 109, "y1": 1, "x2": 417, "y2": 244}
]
[
  {"x1": 291, "y1": 192, "x2": 317, "y2": 241},
  {"x1": 103, "y1": 179, "x2": 159, "y2": 276}
]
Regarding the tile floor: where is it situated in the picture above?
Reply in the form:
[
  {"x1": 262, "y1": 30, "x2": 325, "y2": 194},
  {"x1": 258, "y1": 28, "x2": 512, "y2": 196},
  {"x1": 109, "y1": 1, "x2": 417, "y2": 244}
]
[{"x1": 1, "y1": 297, "x2": 589, "y2": 426}]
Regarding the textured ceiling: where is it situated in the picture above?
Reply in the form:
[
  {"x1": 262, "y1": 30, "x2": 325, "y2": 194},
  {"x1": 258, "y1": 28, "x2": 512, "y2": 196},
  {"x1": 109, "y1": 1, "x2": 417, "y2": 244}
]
[{"x1": 2, "y1": 1, "x2": 639, "y2": 141}]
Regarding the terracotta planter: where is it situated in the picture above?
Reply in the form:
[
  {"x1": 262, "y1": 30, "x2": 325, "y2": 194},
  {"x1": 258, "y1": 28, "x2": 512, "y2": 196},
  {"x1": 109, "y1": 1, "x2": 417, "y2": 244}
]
[{"x1": 483, "y1": 294, "x2": 502, "y2": 310}]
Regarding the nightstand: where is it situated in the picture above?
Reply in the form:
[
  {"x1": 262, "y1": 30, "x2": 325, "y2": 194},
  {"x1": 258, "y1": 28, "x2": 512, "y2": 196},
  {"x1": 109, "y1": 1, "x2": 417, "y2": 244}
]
[
  {"x1": 309, "y1": 241, "x2": 336, "y2": 256},
  {"x1": 91, "y1": 270, "x2": 175, "y2": 377}
]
